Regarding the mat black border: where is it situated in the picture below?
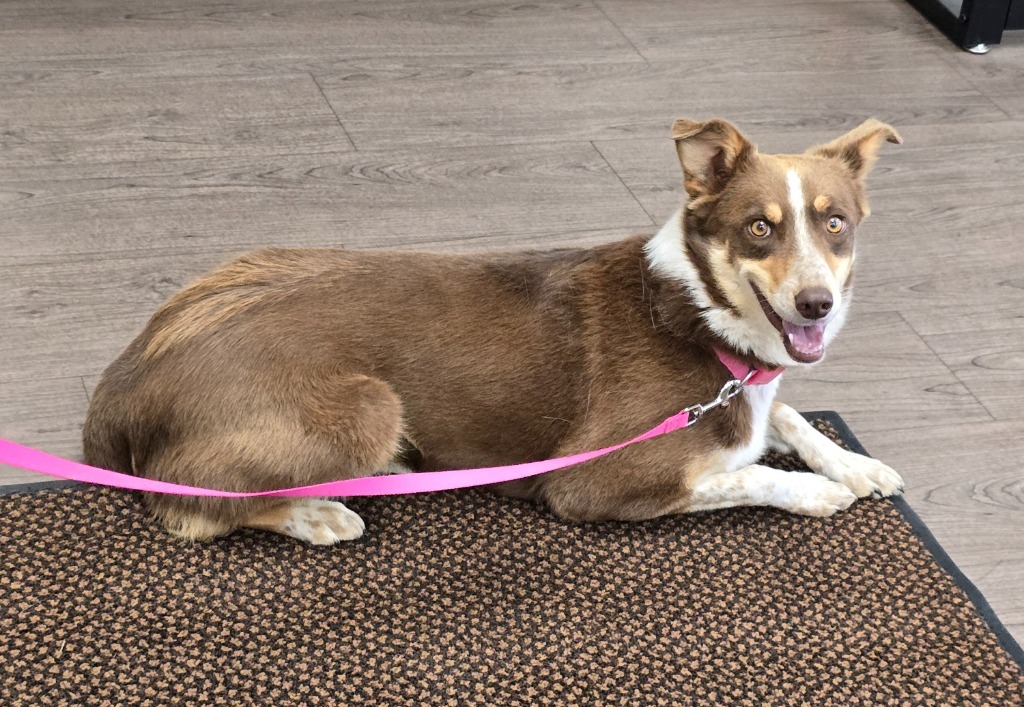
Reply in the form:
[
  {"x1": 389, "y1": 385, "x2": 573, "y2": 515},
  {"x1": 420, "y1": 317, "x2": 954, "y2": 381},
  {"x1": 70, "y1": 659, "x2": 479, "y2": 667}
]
[
  {"x1": 806, "y1": 410, "x2": 1024, "y2": 671},
  {"x1": 3, "y1": 411, "x2": 1022, "y2": 671}
]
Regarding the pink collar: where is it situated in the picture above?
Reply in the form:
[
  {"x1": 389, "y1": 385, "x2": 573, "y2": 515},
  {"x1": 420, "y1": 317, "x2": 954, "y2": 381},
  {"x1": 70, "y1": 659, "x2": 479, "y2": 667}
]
[{"x1": 715, "y1": 348, "x2": 784, "y2": 386}]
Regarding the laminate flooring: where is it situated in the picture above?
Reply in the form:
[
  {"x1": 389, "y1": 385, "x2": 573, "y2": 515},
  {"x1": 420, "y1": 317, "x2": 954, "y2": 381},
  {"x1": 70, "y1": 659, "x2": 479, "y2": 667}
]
[{"x1": 2, "y1": 0, "x2": 1022, "y2": 645}]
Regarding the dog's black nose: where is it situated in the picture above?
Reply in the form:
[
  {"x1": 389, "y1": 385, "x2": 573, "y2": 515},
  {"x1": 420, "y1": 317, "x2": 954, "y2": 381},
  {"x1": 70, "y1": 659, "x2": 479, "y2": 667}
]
[{"x1": 795, "y1": 287, "x2": 833, "y2": 320}]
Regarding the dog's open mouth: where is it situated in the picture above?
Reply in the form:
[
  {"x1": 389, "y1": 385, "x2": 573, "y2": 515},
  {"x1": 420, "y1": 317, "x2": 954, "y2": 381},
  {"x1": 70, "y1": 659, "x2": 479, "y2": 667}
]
[{"x1": 750, "y1": 282, "x2": 826, "y2": 364}]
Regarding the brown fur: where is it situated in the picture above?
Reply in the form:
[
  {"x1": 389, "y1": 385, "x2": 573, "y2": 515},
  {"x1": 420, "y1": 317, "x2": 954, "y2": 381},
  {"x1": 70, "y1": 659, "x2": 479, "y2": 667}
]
[
  {"x1": 82, "y1": 117, "x2": 898, "y2": 542},
  {"x1": 752, "y1": 255, "x2": 791, "y2": 292},
  {"x1": 706, "y1": 152, "x2": 861, "y2": 270},
  {"x1": 84, "y1": 239, "x2": 756, "y2": 536},
  {"x1": 682, "y1": 235, "x2": 739, "y2": 312},
  {"x1": 809, "y1": 119, "x2": 902, "y2": 219}
]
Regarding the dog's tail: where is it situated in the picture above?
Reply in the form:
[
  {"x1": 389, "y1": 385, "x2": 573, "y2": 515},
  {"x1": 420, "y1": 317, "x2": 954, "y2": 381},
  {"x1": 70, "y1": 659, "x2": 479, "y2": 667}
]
[{"x1": 82, "y1": 379, "x2": 134, "y2": 474}]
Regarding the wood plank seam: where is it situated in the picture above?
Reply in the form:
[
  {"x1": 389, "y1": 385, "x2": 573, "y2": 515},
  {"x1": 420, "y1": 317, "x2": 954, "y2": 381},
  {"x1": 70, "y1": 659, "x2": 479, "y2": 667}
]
[
  {"x1": 309, "y1": 71, "x2": 357, "y2": 151},
  {"x1": 895, "y1": 311, "x2": 999, "y2": 422},
  {"x1": 590, "y1": 141, "x2": 659, "y2": 225}
]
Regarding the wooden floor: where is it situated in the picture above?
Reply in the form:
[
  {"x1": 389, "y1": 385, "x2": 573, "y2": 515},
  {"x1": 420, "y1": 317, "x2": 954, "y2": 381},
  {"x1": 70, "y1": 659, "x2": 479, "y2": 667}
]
[{"x1": 2, "y1": 0, "x2": 1022, "y2": 643}]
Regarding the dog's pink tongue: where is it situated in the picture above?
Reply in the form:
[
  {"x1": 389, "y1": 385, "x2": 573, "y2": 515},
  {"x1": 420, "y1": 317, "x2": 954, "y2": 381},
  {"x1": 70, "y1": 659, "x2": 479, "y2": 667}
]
[{"x1": 783, "y1": 321, "x2": 826, "y2": 355}]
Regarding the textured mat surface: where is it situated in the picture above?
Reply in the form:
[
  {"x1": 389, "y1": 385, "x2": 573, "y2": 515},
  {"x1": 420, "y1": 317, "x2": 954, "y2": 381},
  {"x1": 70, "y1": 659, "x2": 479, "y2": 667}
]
[{"x1": 1, "y1": 415, "x2": 1022, "y2": 706}]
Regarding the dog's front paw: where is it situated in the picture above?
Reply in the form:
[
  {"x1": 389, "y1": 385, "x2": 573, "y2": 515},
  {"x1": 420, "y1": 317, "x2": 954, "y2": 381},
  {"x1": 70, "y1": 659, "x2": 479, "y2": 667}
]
[
  {"x1": 825, "y1": 451, "x2": 904, "y2": 499},
  {"x1": 780, "y1": 474, "x2": 858, "y2": 517}
]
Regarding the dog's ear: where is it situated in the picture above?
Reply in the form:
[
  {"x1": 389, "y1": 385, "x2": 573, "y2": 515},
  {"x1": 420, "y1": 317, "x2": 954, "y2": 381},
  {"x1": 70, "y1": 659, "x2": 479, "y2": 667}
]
[
  {"x1": 808, "y1": 118, "x2": 902, "y2": 181},
  {"x1": 670, "y1": 118, "x2": 755, "y2": 200}
]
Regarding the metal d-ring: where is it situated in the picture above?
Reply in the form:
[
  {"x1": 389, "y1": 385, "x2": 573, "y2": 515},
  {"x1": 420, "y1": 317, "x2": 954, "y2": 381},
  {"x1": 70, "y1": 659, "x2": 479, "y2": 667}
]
[{"x1": 683, "y1": 368, "x2": 756, "y2": 424}]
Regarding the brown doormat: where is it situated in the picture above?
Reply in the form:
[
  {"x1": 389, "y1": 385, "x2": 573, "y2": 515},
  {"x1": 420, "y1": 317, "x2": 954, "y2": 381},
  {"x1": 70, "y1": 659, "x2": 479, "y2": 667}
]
[{"x1": 1, "y1": 413, "x2": 1022, "y2": 706}]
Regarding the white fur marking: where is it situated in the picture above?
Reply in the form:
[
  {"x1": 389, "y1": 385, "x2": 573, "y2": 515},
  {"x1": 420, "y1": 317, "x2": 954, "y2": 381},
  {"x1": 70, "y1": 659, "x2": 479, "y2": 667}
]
[
  {"x1": 757, "y1": 469, "x2": 858, "y2": 516},
  {"x1": 687, "y1": 464, "x2": 857, "y2": 516},
  {"x1": 722, "y1": 377, "x2": 781, "y2": 472},
  {"x1": 283, "y1": 499, "x2": 365, "y2": 545},
  {"x1": 769, "y1": 403, "x2": 904, "y2": 498},
  {"x1": 645, "y1": 212, "x2": 716, "y2": 311},
  {"x1": 786, "y1": 170, "x2": 810, "y2": 245},
  {"x1": 780, "y1": 169, "x2": 843, "y2": 322}
]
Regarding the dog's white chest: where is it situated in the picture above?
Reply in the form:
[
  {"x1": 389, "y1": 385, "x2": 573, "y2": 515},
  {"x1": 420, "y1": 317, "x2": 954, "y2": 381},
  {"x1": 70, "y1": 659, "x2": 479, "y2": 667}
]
[{"x1": 723, "y1": 378, "x2": 780, "y2": 472}]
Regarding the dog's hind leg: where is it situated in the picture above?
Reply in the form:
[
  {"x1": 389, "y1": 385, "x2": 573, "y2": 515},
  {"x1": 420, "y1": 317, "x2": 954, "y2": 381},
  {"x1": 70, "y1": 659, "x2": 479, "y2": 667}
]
[
  {"x1": 245, "y1": 498, "x2": 366, "y2": 545},
  {"x1": 144, "y1": 373, "x2": 403, "y2": 544}
]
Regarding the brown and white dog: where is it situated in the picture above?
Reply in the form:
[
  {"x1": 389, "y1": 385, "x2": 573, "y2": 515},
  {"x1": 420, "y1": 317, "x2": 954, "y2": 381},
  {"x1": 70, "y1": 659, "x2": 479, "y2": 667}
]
[{"x1": 83, "y1": 117, "x2": 904, "y2": 545}]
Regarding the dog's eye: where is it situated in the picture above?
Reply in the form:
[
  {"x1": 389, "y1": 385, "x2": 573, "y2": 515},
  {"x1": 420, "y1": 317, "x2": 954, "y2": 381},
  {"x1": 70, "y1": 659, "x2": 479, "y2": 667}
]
[
  {"x1": 826, "y1": 216, "x2": 846, "y2": 234},
  {"x1": 749, "y1": 220, "x2": 772, "y2": 238}
]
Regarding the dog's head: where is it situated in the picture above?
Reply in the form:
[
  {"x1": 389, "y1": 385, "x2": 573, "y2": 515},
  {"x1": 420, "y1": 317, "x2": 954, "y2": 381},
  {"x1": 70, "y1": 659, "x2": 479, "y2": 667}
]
[{"x1": 649, "y1": 118, "x2": 901, "y2": 367}]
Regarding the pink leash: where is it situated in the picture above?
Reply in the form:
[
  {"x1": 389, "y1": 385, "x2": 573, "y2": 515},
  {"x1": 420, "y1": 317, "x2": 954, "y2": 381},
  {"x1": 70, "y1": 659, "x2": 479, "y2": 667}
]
[{"x1": 0, "y1": 351, "x2": 781, "y2": 498}]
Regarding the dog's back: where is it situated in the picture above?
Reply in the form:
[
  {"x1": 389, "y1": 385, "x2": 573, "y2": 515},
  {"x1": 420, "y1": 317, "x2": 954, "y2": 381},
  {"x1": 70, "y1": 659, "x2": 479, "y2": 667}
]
[{"x1": 82, "y1": 244, "x2": 605, "y2": 540}]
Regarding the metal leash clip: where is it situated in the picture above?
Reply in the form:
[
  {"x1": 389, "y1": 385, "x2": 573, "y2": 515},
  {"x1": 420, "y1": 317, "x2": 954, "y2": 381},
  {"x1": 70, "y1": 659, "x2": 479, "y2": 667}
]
[{"x1": 683, "y1": 368, "x2": 758, "y2": 425}]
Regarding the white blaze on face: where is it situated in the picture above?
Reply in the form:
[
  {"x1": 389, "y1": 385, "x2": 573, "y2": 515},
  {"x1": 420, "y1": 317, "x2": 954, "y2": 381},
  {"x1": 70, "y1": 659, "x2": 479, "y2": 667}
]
[
  {"x1": 767, "y1": 169, "x2": 846, "y2": 358},
  {"x1": 783, "y1": 169, "x2": 841, "y2": 316}
]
